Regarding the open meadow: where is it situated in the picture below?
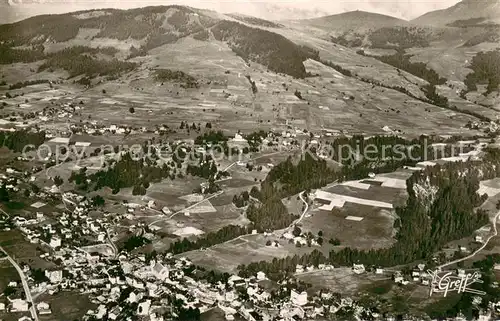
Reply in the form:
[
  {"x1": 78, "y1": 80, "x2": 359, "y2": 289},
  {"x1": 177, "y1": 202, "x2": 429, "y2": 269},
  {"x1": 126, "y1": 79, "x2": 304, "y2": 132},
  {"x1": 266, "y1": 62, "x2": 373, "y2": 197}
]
[{"x1": 180, "y1": 231, "x2": 326, "y2": 274}]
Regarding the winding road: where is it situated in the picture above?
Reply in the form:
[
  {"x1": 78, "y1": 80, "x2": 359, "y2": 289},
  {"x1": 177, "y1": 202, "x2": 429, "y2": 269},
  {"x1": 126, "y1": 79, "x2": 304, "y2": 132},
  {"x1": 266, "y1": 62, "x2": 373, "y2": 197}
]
[
  {"x1": 297, "y1": 192, "x2": 309, "y2": 225},
  {"x1": 0, "y1": 246, "x2": 39, "y2": 321},
  {"x1": 0, "y1": 207, "x2": 10, "y2": 219},
  {"x1": 282, "y1": 191, "x2": 309, "y2": 235},
  {"x1": 438, "y1": 210, "x2": 500, "y2": 270},
  {"x1": 105, "y1": 229, "x2": 118, "y2": 258},
  {"x1": 290, "y1": 191, "x2": 310, "y2": 229}
]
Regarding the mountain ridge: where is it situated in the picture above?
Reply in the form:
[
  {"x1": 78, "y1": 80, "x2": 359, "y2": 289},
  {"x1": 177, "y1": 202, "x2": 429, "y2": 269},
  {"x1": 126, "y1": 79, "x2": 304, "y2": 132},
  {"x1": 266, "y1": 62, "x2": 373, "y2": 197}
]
[
  {"x1": 295, "y1": 10, "x2": 408, "y2": 35},
  {"x1": 412, "y1": 0, "x2": 500, "y2": 26},
  {"x1": 0, "y1": 0, "x2": 331, "y2": 24},
  {"x1": 1, "y1": 0, "x2": 467, "y2": 24}
]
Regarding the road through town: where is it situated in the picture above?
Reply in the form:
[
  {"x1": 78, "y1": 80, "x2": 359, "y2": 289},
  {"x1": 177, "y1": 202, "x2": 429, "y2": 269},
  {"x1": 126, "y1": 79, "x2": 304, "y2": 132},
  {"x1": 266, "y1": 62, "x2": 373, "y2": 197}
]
[{"x1": 0, "y1": 246, "x2": 39, "y2": 321}]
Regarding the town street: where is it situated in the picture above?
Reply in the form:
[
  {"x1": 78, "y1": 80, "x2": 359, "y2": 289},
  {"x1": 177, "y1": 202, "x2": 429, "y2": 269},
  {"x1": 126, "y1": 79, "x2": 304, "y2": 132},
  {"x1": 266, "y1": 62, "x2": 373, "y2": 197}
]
[{"x1": 0, "y1": 246, "x2": 39, "y2": 321}]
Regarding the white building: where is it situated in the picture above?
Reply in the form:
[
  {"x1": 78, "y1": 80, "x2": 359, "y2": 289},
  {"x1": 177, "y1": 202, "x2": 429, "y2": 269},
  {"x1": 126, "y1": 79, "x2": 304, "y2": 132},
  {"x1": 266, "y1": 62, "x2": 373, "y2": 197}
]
[
  {"x1": 137, "y1": 300, "x2": 151, "y2": 316},
  {"x1": 290, "y1": 290, "x2": 308, "y2": 306},
  {"x1": 151, "y1": 262, "x2": 169, "y2": 281},
  {"x1": 10, "y1": 299, "x2": 29, "y2": 312},
  {"x1": 37, "y1": 302, "x2": 52, "y2": 315},
  {"x1": 353, "y1": 264, "x2": 365, "y2": 274},
  {"x1": 45, "y1": 270, "x2": 63, "y2": 283},
  {"x1": 232, "y1": 133, "x2": 247, "y2": 143},
  {"x1": 128, "y1": 292, "x2": 138, "y2": 303},
  {"x1": 228, "y1": 275, "x2": 244, "y2": 287},
  {"x1": 49, "y1": 237, "x2": 62, "y2": 248}
]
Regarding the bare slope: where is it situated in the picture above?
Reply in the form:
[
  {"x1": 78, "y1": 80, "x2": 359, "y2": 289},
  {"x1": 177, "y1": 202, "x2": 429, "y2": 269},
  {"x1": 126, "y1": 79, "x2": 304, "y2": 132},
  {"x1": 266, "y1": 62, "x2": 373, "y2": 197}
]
[
  {"x1": 302, "y1": 10, "x2": 407, "y2": 33},
  {"x1": 412, "y1": 0, "x2": 500, "y2": 27}
]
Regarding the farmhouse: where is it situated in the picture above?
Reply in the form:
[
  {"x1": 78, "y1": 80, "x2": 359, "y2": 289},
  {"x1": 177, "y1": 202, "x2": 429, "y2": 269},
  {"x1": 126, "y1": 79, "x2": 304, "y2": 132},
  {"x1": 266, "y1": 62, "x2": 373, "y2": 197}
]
[
  {"x1": 416, "y1": 161, "x2": 437, "y2": 168},
  {"x1": 74, "y1": 141, "x2": 92, "y2": 148},
  {"x1": 353, "y1": 264, "x2": 365, "y2": 274},
  {"x1": 48, "y1": 137, "x2": 70, "y2": 144},
  {"x1": 345, "y1": 216, "x2": 364, "y2": 221}
]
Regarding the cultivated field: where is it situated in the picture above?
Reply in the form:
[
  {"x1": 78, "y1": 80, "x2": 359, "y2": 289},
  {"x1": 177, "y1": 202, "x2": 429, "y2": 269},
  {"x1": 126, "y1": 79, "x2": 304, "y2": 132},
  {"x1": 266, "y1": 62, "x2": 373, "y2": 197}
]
[{"x1": 300, "y1": 170, "x2": 412, "y2": 249}]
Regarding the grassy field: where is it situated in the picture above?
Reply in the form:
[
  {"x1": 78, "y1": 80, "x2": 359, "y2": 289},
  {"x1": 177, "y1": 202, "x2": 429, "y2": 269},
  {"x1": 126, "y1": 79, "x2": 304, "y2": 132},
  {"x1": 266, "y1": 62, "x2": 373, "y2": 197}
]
[
  {"x1": 0, "y1": 260, "x2": 21, "y2": 290},
  {"x1": 301, "y1": 204, "x2": 398, "y2": 250},
  {"x1": 407, "y1": 40, "x2": 500, "y2": 83},
  {"x1": 324, "y1": 184, "x2": 407, "y2": 205},
  {"x1": 37, "y1": 291, "x2": 96, "y2": 321},
  {"x1": 296, "y1": 171, "x2": 411, "y2": 250},
  {"x1": 170, "y1": 202, "x2": 248, "y2": 234},
  {"x1": 0, "y1": 230, "x2": 55, "y2": 270},
  {"x1": 181, "y1": 232, "x2": 324, "y2": 273},
  {"x1": 296, "y1": 267, "x2": 390, "y2": 295}
]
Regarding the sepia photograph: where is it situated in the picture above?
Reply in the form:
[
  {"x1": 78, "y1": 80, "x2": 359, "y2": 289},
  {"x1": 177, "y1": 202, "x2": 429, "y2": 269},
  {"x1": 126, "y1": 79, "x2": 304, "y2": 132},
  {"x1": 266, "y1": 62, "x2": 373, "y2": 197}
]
[{"x1": 0, "y1": 0, "x2": 499, "y2": 320}]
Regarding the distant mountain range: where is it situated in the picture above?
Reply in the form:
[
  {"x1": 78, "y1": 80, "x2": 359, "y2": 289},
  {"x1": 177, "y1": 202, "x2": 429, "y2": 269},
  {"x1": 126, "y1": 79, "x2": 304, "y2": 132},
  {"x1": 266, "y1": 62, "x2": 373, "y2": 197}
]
[
  {"x1": 301, "y1": 10, "x2": 407, "y2": 33},
  {"x1": 3, "y1": 0, "x2": 499, "y2": 27},
  {"x1": 1, "y1": 0, "x2": 330, "y2": 24},
  {"x1": 412, "y1": 0, "x2": 500, "y2": 26}
]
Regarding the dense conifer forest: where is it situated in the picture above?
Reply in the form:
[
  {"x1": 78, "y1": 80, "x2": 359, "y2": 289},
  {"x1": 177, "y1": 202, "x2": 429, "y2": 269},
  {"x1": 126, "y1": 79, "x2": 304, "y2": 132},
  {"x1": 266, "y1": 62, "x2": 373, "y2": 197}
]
[
  {"x1": 212, "y1": 20, "x2": 320, "y2": 78},
  {"x1": 0, "y1": 130, "x2": 46, "y2": 152}
]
